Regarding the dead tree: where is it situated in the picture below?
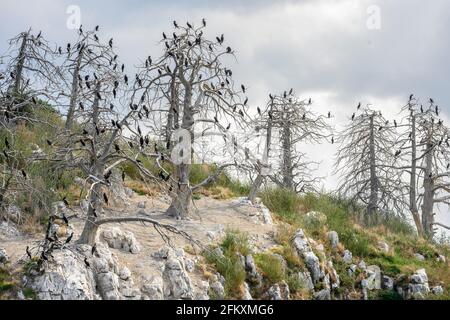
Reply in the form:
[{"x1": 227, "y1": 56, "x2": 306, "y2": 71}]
[
  {"x1": 395, "y1": 96, "x2": 450, "y2": 238},
  {"x1": 36, "y1": 27, "x2": 171, "y2": 245},
  {"x1": 53, "y1": 26, "x2": 122, "y2": 130},
  {"x1": 263, "y1": 91, "x2": 331, "y2": 193},
  {"x1": 136, "y1": 20, "x2": 246, "y2": 219},
  {"x1": 0, "y1": 30, "x2": 59, "y2": 214},
  {"x1": 335, "y1": 105, "x2": 403, "y2": 221},
  {"x1": 247, "y1": 104, "x2": 274, "y2": 203},
  {"x1": 1, "y1": 30, "x2": 59, "y2": 115}
]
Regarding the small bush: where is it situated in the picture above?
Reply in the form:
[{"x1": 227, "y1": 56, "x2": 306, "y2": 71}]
[
  {"x1": 204, "y1": 230, "x2": 251, "y2": 298},
  {"x1": 220, "y1": 230, "x2": 251, "y2": 257},
  {"x1": 254, "y1": 253, "x2": 285, "y2": 284}
]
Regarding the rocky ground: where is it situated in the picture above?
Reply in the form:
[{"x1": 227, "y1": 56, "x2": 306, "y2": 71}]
[
  {"x1": 0, "y1": 190, "x2": 276, "y2": 300},
  {"x1": 0, "y1": 189, "x2": 448, "y2": 300}
]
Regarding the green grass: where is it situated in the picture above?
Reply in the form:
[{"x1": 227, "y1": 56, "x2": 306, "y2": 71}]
[
  {"x1": 22, "y1": 287, "x2": 37, "y2": 299},
  {"x1": 254, "y1": 253, "x2": 285, "y2": 284},
  {"x1": 0, "y1": 267, "x2": 15, "y2": 297},
  {"x1": 220, "y1": 230, "x2": 251, "y2": 257},
  {"x1": 260, "y1": 188, "x2": 302, "y2": 222},
  {"x1": 204, "y1": 230, "x2": 250, "y2": 298}
]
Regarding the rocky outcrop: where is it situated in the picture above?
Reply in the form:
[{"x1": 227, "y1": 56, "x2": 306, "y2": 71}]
[
  {"x1": 264, "y1": 281, "x2": 290, "y2": 300},
  {"x1": 100, "y1": 227, "x2": 141, "y2": 254},
  {"x1": 396, "y1": 269, "x2": 431, "y2": 300},
  {"x1": 210, "y1": 277, "x2": 225, "y2": 299},
  {"x1": 378, "y1": 242, "x2": 389, "y2": 253},
  {"x1": 292, "y1": 228, "x2": 340, "y2": 296},
  {"x1": 233, "y1": 197, "x2": 273, "y2": 225},
  {"x1": 0, "y1": 247, "x2": 9, "y2": 266},
  {"x1": 141, "y1": 275, "x2": 164, "y2": 300},
  {"x1": 163, "y1": 256, "x2": 194, "y2": 299},
  {"x1": 195, "y1": 280, "x2": 210, "y2": 300},
  {"x1": 292, "y1": 229, "x2": 322, "y2": 284},
  {"x1": 327, "y1": 231, "x2": 339, "y2": 249},
  {"x1": 364, "y1": 265, "x2": 381, "y2": 290},
  {"x1": 297, "y1": 271, "x2": 314, "y2": 291},
  {"x1": 151, "y1": 246, "x2": 197, "y2": 300},
  {"x1": 26, "y1": 247, "x2": 98, "y2": 300},
  {"x1": 382, "y1": 275, "x2": 394, "y2": 290},
  {"x1": 244, "y1": 254, "x2": 263, "y2": 287},
  {"x1": 25, "y1": 243, "x2": 140, "y2": 300},
  {"x1": 431, "y1": 286, "x2": 444, "y2": 296},
  {"x1": 342, "y1": 250, "x2": 353, "y2": 263}
]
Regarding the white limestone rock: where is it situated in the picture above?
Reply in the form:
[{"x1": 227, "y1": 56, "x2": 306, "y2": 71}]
[
  {"x1": 327, "y1": 231, "x2": 339, "y2": 248},
  {"x1": 101, "y1": 227, "x2": 141, "y2": 254},
  {"x1": 163, "y1": 257, "x2": 194, "y2": 299},
  {"x1": 141, "y1": 275, "x2": 164, "y2": 300}
]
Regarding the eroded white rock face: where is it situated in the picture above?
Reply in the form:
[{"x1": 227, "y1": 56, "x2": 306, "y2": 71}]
[
  {"x1": 163, "y1": 257, "x2": 194, "y2": 299},
  {"x1": 292, "y1": 228, "x2": 341, "y2": 292},
  {"x1": 241, "y1": 282, "x2": 253, "y2": 300},
  {"x1": 27, "y1": 243, "x2": 140, "y2": 301},
  {"x1": 431, "y1": 286, "x2": 444, "y2": 296},
  {"x1": 101, "y1": 227, "x2": 141, "y2": 254},
  {"x1": 141, "y1": 275, "x2": 164, "y2": 300},
  {"x1": 195, "y1": 281, "x2": 210, "y2": 300},
  {"x1": 0, "y1": 247, "x2": 9, "y2": 266},
  {"x1": 342, "y1": 250, "x2": 353, "y2": 264},
  {"x1": 405, "y1": 269, "x2": 430, "y2": 300},
  {"x1": 378, "y1": 242, "x2": 389, "y2": 253},
  {"x1": 304, "y1": 252, "x2": 323, "y2": 285},
  {"x1": 364, "y1": 265, "x2": 381, "y2": 290},
  {"x1": 382, "y1": 275, "x2": 394, "y2": 290},
  {"x1": 298, "y1": 271, "x2": 314, "y2": 291},
  {"x1": 210, "y1": 280, "x2": 225, "y2": 299},
  {"x1": 28, "y1": 248, "x2": 97, "y2": 300},
  {"x1": 264, "y1": 281, "x2": 290, "y2": 300},
  {"x1": 327, "y1": 231, "x2": 339, "y2": 249},
  {"x1": 245, "y1": 254, "x2": 263, "y2": 287}
]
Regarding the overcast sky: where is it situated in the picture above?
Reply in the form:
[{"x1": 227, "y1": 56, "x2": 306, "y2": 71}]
[{"x1": 1, "y1": 0, "x2": 450, "y2": 232}]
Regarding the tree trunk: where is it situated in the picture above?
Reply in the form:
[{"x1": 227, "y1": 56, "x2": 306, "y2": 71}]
[
  {"x1": 78, "y1": 182, "x2": 101, "y2": 245},
  {"x1": 12, "y1": 32, "x2": 28, "y2": 95},
  {"x1": 65, "y1": 49, "x2": 83, "y2": 130},
  {"x1": 78, "y1": 84, "x2": 103, "y2": 245},
  {"x1": 409, "y1": 115, "x2": 424, "y2": 237},
  {"x1": 167, "y1": 163, "x2": 191, "y2": 218},
  {"x1": 248, "y1": 114, "x2": 273, "y2": 203},
  {"x1": 421, "y1": 128, "x2": 435, "y2": 238},
  {"x1": 167, "y1": 84, "x2": 193, "y2": 219},
  {"x1": 248, "y1": 174, "x2": 263, "y2": 204},
  {"x1": 281, "y1": 110, "x2": 294, "y2": 190},
  {"x1": 368, "y1": 115, "x2": 378, "y2": 218}
]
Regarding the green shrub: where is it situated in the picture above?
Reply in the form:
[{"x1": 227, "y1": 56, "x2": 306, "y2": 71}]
[
  {"x1": 254, "y1": 253, "x2": 285, "y2": 284},
  {"x1": 204, "y1": 230, "x2": 251, "y2": 298},
  {"x1": 220, "y1": 230, "x2": 251, "y2": 257}
]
